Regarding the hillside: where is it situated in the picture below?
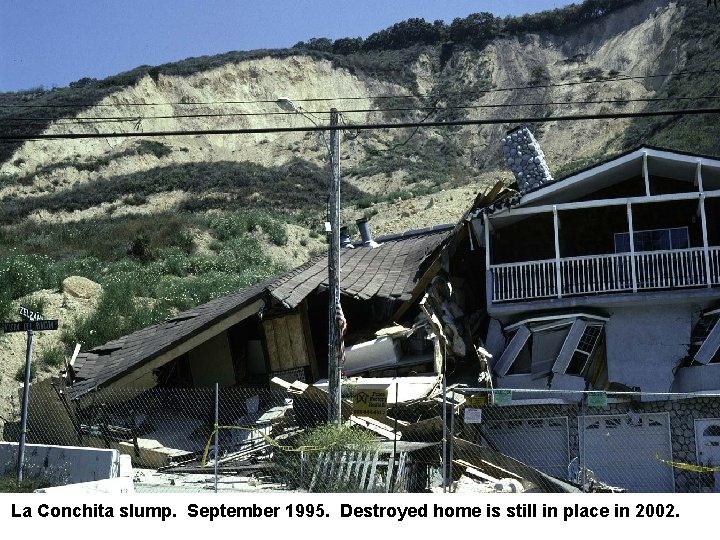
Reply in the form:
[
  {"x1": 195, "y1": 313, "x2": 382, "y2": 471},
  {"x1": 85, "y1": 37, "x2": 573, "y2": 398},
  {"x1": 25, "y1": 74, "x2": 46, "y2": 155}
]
[{"x1": 1, "y1": 0, "x2": 719, "y2": 424}]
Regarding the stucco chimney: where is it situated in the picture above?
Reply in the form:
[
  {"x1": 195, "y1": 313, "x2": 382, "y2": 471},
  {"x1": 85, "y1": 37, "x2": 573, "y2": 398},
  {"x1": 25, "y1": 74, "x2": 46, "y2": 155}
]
[{"x1": 500, "y1": 126, "x2": 554, "y2": 193}]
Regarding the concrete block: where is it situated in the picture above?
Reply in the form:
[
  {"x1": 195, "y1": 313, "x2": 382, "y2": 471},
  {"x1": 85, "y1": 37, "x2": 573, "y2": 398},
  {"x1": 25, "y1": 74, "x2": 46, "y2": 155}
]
[
  {"x1": 35, "y1": 476, "x2": 134, "y2": 494},
  {"x1": 0, "y1": 442, "x2": 120, "y2": 484}
]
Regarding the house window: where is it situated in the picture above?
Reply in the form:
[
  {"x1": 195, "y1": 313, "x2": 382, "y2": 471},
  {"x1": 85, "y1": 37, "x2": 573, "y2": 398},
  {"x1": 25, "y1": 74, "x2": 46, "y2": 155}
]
[
  {"x1": 553, "y1": 321, "x2": 603, "y2": 375},
  {"x1": 614, "y1": 227, "x2": 689, "y2": 253}
]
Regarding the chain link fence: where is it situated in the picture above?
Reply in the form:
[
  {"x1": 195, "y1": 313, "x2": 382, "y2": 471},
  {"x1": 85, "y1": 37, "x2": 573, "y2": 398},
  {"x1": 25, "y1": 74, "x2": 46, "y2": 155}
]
[{"x1": 2, "y1": 380, "x2": 720, "y2": 493}]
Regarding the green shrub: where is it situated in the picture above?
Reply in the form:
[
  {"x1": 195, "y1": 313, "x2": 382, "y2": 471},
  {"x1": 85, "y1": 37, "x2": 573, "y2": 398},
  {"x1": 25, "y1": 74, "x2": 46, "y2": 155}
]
[
  {"x1": 18, "y1": 295, "x2": 47, "y2": 317},
  {"x1": 128, "y1": 234, "x2": 153, "y2": 262},
  {"x1": 15, "y1": 362, "x2": 37, "y2": 383},
  {"x1": 135, "y1": 140, "x2": 172, "y2": 159},
  {"x1": 281, "y1": 423, "x2": 379, "y2": 491},
  {"x1": 40, "y1": 344, "x2": 66, "y2": 368}
]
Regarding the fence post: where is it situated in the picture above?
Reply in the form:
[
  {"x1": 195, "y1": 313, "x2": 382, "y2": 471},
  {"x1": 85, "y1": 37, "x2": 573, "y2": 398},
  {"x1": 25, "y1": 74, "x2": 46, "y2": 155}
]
[
  {"x1": 214, "y1": 383, "x2": 219, "y2": 493},
  {"x1": 580, "y1": 393, "x2": 586, "y2": 488},
  {"x1": 441, "y1": 344, "x2": 447, "y2": 493},
  {"x1": 449, "y1": 390, "x2": 455, "y2": 490}
]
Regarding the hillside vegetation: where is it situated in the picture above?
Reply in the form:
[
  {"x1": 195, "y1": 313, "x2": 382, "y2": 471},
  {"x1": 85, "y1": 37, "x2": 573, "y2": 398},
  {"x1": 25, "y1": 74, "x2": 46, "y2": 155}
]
[{"x1": 0, "y1": 0, "x2": 718, "y2": 399}]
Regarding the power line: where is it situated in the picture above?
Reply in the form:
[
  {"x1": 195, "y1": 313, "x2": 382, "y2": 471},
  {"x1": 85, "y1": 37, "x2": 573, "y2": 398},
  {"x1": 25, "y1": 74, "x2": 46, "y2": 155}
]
[
  {"x1": 2, "y1": 106, "x2": 720, "y2": 142},
  {"x1": 1, "y1": 68, "x2": 718, "y2": 110},
  {"x1": 2, "y1": 94, "x2": 720, "y2": 127}
]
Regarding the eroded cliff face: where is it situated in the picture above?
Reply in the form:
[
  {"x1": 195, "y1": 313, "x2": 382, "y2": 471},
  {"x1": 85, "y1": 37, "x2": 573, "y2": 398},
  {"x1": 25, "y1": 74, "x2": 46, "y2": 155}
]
[
  {"x1": 0, "y1": 0, "x2": 683, "y2": 232},
  {"x1": 0, "y1": 0, "x2": 698, "y2": 436}
]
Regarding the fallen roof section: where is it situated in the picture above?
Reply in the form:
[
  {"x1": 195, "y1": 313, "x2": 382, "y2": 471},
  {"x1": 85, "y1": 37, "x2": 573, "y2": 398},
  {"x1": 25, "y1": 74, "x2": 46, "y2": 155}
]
[
  {"x1": 68, "y1": 280, "x2": 270, "y2": 398},
  {"x1": 68, "y1": 227, "x2": 451, "y2": 398}
]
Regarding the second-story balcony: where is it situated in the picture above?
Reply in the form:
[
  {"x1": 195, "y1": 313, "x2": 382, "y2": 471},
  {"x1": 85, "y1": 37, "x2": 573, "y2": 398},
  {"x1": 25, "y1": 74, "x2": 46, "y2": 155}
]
[{"x1": 490, "y1": 246, "x2": 720, "y2": 303}]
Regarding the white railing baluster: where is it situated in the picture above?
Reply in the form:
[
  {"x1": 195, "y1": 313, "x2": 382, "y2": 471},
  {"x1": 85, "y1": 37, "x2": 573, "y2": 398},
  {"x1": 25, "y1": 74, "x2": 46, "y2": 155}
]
[{"x1": 488, "y1": 247, "x2": 715, "y2": 303}]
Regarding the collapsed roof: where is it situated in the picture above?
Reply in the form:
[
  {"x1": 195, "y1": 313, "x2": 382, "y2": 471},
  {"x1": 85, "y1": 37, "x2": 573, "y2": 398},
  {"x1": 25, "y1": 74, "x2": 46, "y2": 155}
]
[{"x1": 68, "y1": 226, "x2": 453, "y2": 397}]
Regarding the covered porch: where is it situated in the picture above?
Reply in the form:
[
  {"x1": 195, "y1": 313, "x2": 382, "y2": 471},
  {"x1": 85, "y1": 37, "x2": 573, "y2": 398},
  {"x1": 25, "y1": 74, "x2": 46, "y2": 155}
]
[{"x1": 485, "y1": 190, "x2": 720, "y2": 304}]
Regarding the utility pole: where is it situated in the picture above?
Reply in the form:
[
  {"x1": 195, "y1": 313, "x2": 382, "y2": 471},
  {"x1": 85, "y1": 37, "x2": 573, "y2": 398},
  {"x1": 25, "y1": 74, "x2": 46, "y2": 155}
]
[{"x1": 327, "y1": 108, "x2": 342, "y2": 423}]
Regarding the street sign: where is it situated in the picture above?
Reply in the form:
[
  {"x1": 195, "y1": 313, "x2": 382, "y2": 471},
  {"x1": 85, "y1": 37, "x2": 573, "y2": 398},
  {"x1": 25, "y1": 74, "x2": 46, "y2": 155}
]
[
  {"x1": 492, "y1": 389, "x2": 513, "y2": 406},
  {"x1": 18, "y1": 306, "x2": 44, "y2": 322},
  {"x1": 2, "y1": 320, "x2": 59, "y2": 333},
  {"x1": 464, "y1": 408, "x2": 483, "y2": 424},
  {"x1": 466, "y1": 394, "x2": 488, "y2": 408},
  {"x1": 587, "y1": 391, "x2": 608, "y2": 408}
]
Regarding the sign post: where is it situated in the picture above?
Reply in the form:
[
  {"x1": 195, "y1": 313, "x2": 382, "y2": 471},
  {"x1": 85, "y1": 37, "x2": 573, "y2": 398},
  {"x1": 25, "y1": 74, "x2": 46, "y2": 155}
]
[
  {"x1": 17, "y1": 328, "x2": 34, "y2": 486},
  {"x1": 1, "y1": 307, "x2": 59, "y2": 485}
]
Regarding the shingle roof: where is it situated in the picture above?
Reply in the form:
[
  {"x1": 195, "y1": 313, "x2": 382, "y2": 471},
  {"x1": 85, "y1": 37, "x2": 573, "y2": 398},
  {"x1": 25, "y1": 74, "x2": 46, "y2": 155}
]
[
  {"x1": 68, "y1": 226, "x2": 451, "y2": 397},
  {"x1": 68, "y1": 280, "x2": 270, "y2": 398},
  {"x1": 269, "y1": 226, "x2": 450, "y2": 308}
]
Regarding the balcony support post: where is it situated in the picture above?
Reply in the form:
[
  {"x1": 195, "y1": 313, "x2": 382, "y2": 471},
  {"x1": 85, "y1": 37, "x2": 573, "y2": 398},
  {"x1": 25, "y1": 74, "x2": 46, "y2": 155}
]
[
  {"x1": 627, "y1": 202, "x2": 638, "y2": 293},
  {"x1": 553, "y1": 205, "x2": 562, "y2": 298},
  {"x1": 701, "y1": 194, "x2": 712, "y2": 287}
]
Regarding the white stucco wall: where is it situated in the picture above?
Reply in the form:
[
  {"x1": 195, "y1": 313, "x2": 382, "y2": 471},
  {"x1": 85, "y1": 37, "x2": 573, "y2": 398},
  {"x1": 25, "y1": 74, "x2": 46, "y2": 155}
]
[{"x1": 605, "y1": 305, "x2": 693, "y2": 392}]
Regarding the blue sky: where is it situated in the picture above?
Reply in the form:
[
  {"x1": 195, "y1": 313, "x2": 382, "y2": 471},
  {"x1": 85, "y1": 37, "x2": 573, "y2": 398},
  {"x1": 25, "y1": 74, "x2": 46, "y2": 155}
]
[{"x1": 0, "y1": 1, "x2": 573, "y2": 91}]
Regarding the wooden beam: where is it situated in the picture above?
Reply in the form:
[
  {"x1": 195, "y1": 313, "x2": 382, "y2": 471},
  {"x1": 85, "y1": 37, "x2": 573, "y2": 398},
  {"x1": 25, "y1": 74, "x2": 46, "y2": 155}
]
[
  {"x1": 300, "y1": 301, "x2": 319, "y2": 381},
  {"x1": 489, "y1": 190, "x2": 720, "y2": 221},
  {"x1": 696, "y1": 160, "x2": 704, "y2": 193}
]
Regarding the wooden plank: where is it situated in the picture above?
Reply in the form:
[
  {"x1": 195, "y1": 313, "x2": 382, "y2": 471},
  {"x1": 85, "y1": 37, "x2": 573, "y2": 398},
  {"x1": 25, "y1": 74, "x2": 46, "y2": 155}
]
[
  {"x1": 274, "y1": 318, "x2": 296, "y2": 371},
  {"x1": 263, "y1": 319, "x2": 281, "y2": 371},
  {"x1": 326, "y1": 451, "x2": 339, "y2": 488},
  {"x1": 365, "y1": 452, "x2": 380, "y2": 491},
  {"x1": 359, "y1": 451, "x2": 372, "y2": 491},
  {"x1": 384, "y1": 452, "x2": 395, "y2": 493},
  {"x1": 300, "y1": 301, "x2": 319, "y2": 381},
  {"x1": 335, "y1": 451, "x2": 349, "y2": 485},
  {"x1": 270, "y1": 376, "x2": 292, "y2": 392},
  {"x1": 392, "y1": 257, "x2": 442, "y2": 322},
  {"x1": 394, "y1": 452, "x2": 408, "y2": 492},
  {"x1": 309, "y1": 452, "x2": 327, "y2": 492},
  {"x1": 343, "y1": 451, "x2": 356, "y2": 485},
  {"x1": 286, "y1": 313, "x2": 310, "y2": 369},
  {"x1": 453, "y1": 438, "x2": 578, "y2": 493}
]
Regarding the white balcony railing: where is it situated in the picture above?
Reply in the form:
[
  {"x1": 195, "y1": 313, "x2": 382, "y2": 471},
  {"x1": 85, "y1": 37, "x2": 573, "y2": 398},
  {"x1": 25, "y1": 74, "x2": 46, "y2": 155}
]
[{"x1": 490, "y1": 247, "x2": 720, "y2": 303}]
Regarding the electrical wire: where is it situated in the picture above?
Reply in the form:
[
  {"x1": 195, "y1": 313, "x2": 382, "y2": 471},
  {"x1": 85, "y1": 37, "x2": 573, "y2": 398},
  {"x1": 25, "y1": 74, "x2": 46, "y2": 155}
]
[
  {"x1": 1, "y1": 68, "x2": 718, "y2": 110},
  {"x1": 2, "y1": 94, "x2": 720, "y2": 128},
  {"x1": 2, "y1": 106, "x2": 720, "y2": 142}
]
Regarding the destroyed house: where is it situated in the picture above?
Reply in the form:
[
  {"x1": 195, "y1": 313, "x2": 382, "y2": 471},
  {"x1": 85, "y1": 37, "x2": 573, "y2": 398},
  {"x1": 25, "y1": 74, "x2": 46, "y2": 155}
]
[
  {"x1": 468, "y1": 130, "x2": 720, "y2": 492},
  {"x1": 66, "y1": 224, "x2": 453, "y2": 399},
  {"x1": 477, "y1": 142, "x2": 720, "y2": 395}
]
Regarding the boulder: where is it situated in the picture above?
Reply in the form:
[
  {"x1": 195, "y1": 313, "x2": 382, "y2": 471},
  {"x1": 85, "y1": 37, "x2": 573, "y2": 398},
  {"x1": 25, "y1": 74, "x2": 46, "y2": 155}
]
[{"x1": 62, "y1": 276, "x2": 102, "y2": 300}]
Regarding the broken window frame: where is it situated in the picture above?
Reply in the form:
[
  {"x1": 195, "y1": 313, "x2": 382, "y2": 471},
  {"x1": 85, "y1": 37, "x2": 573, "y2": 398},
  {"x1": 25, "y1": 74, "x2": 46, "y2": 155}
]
[
  {"x1": 495, "y1": 314, "x2": 607, "y2": 379},
  {"x1": 551, "y1": 320, "x2": 605, "y2": 377},
  {"x1": 692, "y1": 308, "x2": 720, "y2": 365}
]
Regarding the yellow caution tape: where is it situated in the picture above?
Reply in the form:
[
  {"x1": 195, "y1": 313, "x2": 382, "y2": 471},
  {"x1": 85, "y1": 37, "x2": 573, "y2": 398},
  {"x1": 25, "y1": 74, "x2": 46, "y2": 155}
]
[
  {"x1": 200, "y1": 425, "x2": 329, "y2": 467},
  {"x1": 656, "y1": 453, "x2": 720, "y2": 473}
]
